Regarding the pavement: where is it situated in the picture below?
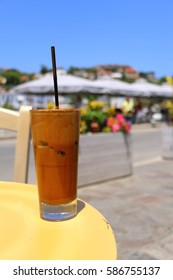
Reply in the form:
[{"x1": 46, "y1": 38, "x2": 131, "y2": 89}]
[
  {"x1": 77, "y1": 122, "x2": 173, "y2": 260},
  {"x1": 78, "y1": 157, "x2": 173, "y2": 260},
  {"x1": 0, "y1": 129, "x2": 16, "y2": 139},
  {"x1": 1, "y1": 122, "x2": 173, "y2": 260}
]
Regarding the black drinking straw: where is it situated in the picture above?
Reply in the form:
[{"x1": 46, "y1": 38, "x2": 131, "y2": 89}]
[{"x1": 51, "y1": 46, "x2": 59, "y2": 108}]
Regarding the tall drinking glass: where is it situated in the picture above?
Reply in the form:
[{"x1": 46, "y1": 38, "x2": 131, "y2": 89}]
[{"x1": 30, "y1": 109, "x2": 80, "y2": 221}]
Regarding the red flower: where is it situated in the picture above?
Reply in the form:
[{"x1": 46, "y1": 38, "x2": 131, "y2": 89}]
[{"x1": 107, "y1": 114, "x2": 131, "y2": 133}]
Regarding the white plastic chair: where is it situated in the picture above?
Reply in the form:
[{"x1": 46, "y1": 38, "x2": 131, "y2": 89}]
[{"x1": 0, "y1": 105, "x2": 31, "y2": 183}]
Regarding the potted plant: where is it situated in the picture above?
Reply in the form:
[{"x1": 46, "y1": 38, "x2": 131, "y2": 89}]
[{"x1": 78, "y1": 102, "x2": 132, "y2": 186}]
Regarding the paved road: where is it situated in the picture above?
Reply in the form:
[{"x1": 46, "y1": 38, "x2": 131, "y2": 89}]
[
  {"x1": 1, "y1": 125, "x2": 173, "y2": 259},
  {"x1": 78, "y1": 127, "x2": 173, "y2": 260}
]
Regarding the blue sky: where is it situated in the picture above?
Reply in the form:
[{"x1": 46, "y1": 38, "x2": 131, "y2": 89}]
[{"x1": 1, "y1": 0, "x2": 173, "y2": 78}]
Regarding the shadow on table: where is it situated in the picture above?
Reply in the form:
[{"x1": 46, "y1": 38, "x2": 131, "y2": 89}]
[{"x1": 77, "y1": 199, "x2": 85, "y2": 214}]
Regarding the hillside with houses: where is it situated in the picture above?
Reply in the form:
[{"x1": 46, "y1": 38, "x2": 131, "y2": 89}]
[{"x1": 0, "y1": 64, "x2": 169, "y2": 94}]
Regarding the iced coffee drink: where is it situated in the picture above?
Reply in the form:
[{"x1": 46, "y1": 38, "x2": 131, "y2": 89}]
[{"x1": 30, "y1": 109, "x2": 80, "y2": 221}]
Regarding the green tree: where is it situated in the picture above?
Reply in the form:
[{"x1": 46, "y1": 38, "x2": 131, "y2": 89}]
[
  {"x1": 2, "y1": 69, "x2": 21, "y2": 88},
  {"x1": 67, "y1": 67, "x2": 80, "y2": 74},
  {"x1": 40, "y1": 65, "x2": 50, "y2": 74},
  {"x1": 159, "y1": 77, "x2": 167, "y2": 84}
]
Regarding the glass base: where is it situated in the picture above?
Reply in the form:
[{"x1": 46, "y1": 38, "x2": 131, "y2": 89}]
[{"x1": 40, "y1": 199, "x2": 77, "y2": 221}]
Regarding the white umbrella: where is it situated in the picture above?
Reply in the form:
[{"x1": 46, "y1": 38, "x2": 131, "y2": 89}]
[
  {"x1": 156, "y1": 83, "x2": 173, "y2": 98},
  {"x1": 92, "y1": 79, "x2": 133, "y2": 96},
  {"x1": 9, "y1": 73, "x2": 106, "y2": 95},
  {"x1": 9, "y1": 74, "x2": 173, "y2": 98},
  {"x1": 129, "y1": 80, "x2": 173, "y2": 98}
]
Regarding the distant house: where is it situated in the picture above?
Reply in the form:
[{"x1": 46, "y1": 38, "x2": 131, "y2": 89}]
[
  {"x1": 94, "y1": 64, "x2": 139, "y2": 80},
  {"x1": 73, "y1": 70, "x2": 89, "y2": 79},
  {"x1": 145, "y1": 72, "x2": 157, "y2": 83},
  {"x1": 111, "y1": 72, "x2": 123, "y2": 79},
  {"x1": 123, "y1": 66, "x2": 139, "y2": 79},
  {"x1": 73, "y1": 70, "x2": 96, "y2": 80},
  {"x1": 96, "y1": 69, "x2": 113, "y2": 80},
  {"x1": 20, "y1": 75, "x2": 30, "y2": 82}
]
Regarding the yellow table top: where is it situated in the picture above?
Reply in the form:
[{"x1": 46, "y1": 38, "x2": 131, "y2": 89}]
[{"x1": 0, "y1": 181, "x2": 117, "y2": 260}]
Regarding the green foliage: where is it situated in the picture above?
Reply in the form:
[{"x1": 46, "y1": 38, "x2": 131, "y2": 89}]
[
  {"x1": 88, "y1": 95, "x2": 97, "y2": 102},
  {"x1": 2, "y1": 70, "x2": 21, "y2": 86},
  {"x1": 80, "y1": 100, "x2": 107, "y2": 133},
  {"x1": 1, "y1": 69, "x2": 36, "y2": 90},
  {"x1": 159, "y1": 77, "x2": 167, "y2": 85},
  {"x1": 84, "y1": 68, "x2": 97, "y2": 74},
  {"x1": 40, "y1": 65, "x2": 51, "y2": 74},
  {"x1": 2, "y1": 102, "x2": 16, "y2": 110},
  {"x1": 84, "y1": 109, "x2": 106, "y2": 127},
  {"x1": 67, "y1": 67, "x2": 80, "y2": 74},
  {"x1": 27, "y1": 73, "x2": 35, "y2": 81}
]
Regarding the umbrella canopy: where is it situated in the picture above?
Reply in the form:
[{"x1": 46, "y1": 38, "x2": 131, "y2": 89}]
[
  {"x1": 92, "y1": 79, "x2": 133, "y2": 96},
  {"x1": 156, "y1": 83, "x2": 173, "y2": 98},
  {"x1": 128, "y1": 80, "x2": 173, "y2": 98},
  {"x1": 128, "y1": 81, "x2": 160, "y2": 97},
  {"x1": 9, "y1": 73, "x2": 106, "y2": 95},
  {"x1": 9, "y1": 74, "x2": 173, "y2": 98}
]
